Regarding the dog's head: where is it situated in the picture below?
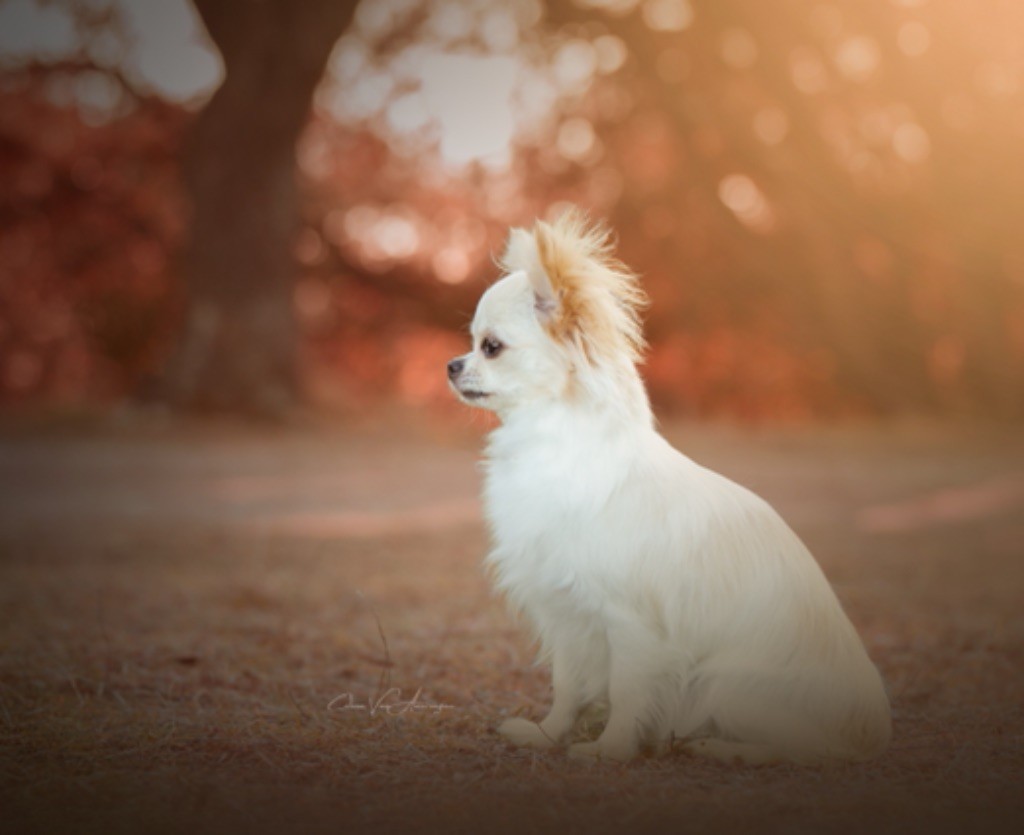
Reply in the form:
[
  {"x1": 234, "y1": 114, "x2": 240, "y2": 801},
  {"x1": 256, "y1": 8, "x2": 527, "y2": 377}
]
[{"x1": 447, "y1": 208, "x2": 647, "y2": 416}]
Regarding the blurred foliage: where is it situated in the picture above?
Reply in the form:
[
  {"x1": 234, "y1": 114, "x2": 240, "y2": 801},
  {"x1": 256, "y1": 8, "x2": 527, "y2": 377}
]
[
  {"x1": 0, "y1": 74, "x2": 185, "y2": 403},
  {"x1": 1, "y1": 0, "x2": 1023, "y2": 418}
]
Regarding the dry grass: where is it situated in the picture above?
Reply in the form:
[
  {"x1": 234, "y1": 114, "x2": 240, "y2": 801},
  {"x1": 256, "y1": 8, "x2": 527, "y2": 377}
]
[{"x1": 1, "y1": 418, "x2": 1023, "y2": 834}]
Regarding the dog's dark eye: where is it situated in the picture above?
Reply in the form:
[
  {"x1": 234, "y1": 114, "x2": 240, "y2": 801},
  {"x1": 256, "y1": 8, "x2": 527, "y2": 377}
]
[{"x1": 480, "y1": 337, "x2": 504, "y2": 359}]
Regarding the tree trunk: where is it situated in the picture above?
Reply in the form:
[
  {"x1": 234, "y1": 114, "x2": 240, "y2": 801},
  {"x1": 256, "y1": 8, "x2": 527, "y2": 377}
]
[{"x1": 160, "y1": 0, "x2": 358, "y2": 417}]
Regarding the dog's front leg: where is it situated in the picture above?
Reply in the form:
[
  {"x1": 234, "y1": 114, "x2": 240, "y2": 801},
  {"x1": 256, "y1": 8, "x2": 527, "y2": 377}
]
[
  {"x1": 498, "y1": 640, "x2": 590, "y2": 749},
  {"x1": 568, "y1": 620, "x2": 656, "y2": 762}
]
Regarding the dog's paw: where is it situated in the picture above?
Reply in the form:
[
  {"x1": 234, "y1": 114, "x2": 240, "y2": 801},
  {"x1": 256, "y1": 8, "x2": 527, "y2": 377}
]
[
  {"x1": 497, "y1": 717, "x2": 558, "y2": 750},
  {"x1": 567, "y1": 739, "x2": 636, "y2": 762}
]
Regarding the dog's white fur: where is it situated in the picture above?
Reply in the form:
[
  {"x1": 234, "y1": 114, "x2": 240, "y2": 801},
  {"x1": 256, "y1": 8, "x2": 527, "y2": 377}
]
[{"x1": 448, "y1": 210, "x2": 891, "y2": 764}]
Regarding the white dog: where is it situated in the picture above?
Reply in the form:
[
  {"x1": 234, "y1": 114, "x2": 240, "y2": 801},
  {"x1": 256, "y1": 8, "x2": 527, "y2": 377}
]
[{"x1": 447, "y1": 209, "x2": 891, "y2": 764}]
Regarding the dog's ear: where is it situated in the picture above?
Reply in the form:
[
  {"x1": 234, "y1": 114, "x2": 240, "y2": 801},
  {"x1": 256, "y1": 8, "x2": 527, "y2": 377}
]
[
  {"x1": 504, "y1": 227, "x2": 559, "y2": 322},
  {"x1": 503, "y1": 208, "x2": 646, "y2": 362},
  {"x1": 533, "y1": 219, "x2": 578, "y2": 333},
  {"x1": 528, "y1": 263, "x2": 558, "y2": 322}
]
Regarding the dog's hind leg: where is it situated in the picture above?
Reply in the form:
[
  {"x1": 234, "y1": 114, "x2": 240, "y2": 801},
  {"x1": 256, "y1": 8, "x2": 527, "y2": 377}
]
[{"x1": 691, "y1": 669, "x2": 859, "y2": 764}]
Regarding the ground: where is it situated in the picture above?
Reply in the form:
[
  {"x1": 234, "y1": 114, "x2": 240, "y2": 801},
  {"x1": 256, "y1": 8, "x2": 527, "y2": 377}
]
[{"x1": 1, "y1": 415, "x2": 1023, "y2": 834}]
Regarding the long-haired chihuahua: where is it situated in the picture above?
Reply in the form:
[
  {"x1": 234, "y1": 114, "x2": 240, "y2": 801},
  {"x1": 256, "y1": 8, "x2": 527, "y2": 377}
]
[{"x1": 448, "y1": 209, "x2": 890, "y2": 764}]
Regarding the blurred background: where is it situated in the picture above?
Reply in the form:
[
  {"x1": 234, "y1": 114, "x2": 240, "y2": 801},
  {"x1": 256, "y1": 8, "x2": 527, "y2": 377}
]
[
  {"x1": 1, "y1": 0, "x2": 1023, "y2": 421},
  {"x1": 4, "y1": 5, "x2": 1024, "y2": 828}
]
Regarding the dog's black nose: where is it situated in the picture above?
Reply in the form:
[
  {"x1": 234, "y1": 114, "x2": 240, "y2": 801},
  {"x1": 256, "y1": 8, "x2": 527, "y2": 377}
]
[{"x1": 447, "y1": 358, "x2": 464, "y2": 380}]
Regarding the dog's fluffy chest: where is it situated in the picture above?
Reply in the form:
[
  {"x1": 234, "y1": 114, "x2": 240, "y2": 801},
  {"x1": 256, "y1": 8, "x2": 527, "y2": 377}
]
[
  {"x1": 484, "y1": 413, "x2": 632, "y2": 535},
  {"x1": 477, "y1": 412, "x2": 792, "y2": 626},
  {"x1": 480, "y1": 415, "x2": 675, "y2": 608}
]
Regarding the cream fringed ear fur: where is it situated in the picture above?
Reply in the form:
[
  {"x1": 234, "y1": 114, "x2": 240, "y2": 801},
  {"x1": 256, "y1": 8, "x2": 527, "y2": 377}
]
[{"x1": 499, "y1": 209, "x2": 648, "y2": 366}]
